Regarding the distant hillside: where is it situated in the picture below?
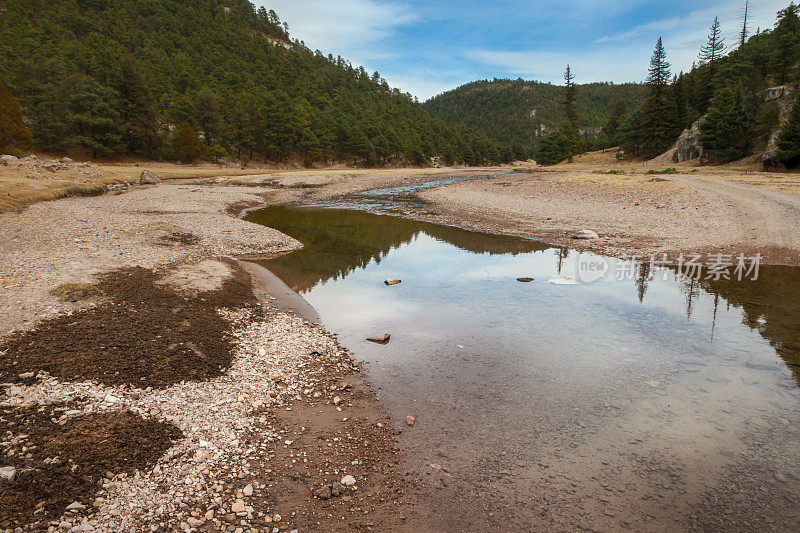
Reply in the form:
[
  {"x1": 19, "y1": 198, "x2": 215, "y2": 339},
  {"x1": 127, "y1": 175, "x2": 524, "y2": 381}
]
[
  {"x1": 0, "y1": 0, "x2": 507, "y2": 166},
  {"x1": 423, "y1": 79, "x2": 647, "y2": 157}
]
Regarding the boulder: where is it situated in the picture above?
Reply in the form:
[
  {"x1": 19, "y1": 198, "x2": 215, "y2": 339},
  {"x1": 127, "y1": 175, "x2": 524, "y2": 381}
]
[
  {"x1": 0, "y1": 155, "x2": 19, "y2": 166},
  {"x1": 138, "y1": 170, "x2": 161, "y2": 184},
  {"x1": 672, "y1": 117, "x2": 707, "y2": 163},
  {"x1": 59, "y1": 157, "x2": 74, "y2": 164},
  {"x1": 516, "y1": 277, "x2": 534, "y2": 283}
]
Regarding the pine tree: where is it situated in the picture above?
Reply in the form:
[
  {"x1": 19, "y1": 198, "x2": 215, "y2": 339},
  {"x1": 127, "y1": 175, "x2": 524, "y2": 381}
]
[
  {"x1": 740, "y1": 1, "x2": 750, "y2": 48},
  {"x1": 174, "y1": 122, "x2": 204, "y2": 163},
  {"x1": 639, "y1": 38, "x2": 680, "y2": 157},
  {"x1": 700, "y1": 87, "x2": 752, "y2": 162},
  {"x1": 119, "y1": 57, "x2": 159, "y2": 157},
  {"x1": 598, "y1": 99, "x2": 627, "y2": 148},
  {"x1": 0, "y1": 80, "x2": 33, "y2": 153},
  {"x1": 619, "y1": 109, "x2": 644, "y2": 155},
  {"x1": 560, "y1": 65, "x2": 582, "y2": 160},
  {"x1": 771, "y1": 3, "x2": 800, "y2": 83},
  {"x1": 195, "y1": 88, "x2": 220, "y2": 146},
  {"x1": 562, "y1": 65, "x2": 577, "y2": 127},
  {"x1": 535, "y1": 130, "x2": 569, "y2": 165},
  {"x1": 777, "y1": 91, "x2": 800, "y2": 168},
  {"x1": 699, "y1": 17, "x2": 726, "y2": 64},
  {"x1": 66, "y1": 77, "x2": 124, "y2": 158}
]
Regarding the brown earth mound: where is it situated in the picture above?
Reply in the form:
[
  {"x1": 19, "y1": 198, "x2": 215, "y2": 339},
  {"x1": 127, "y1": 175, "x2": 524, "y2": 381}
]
[
  {"x1": 0, "y1": 262, "x2": 255, "y2": 387},
  {"x1": 0, "y1": 406, "x2": 181, "y2": 527}
]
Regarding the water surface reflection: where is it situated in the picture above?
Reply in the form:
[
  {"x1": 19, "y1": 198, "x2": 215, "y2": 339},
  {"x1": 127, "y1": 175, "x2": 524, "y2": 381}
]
[{"x1": 247, "y1": 205, "x2": 800, "y2": 531}]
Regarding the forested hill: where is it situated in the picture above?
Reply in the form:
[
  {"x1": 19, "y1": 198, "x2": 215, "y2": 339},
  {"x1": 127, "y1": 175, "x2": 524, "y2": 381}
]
[
  {"x1": 423, "y1": 79, "x2": 647, "y2": 157},
  {"x1": 0, "y1": 0, "x2": 509, "y2": 166}
]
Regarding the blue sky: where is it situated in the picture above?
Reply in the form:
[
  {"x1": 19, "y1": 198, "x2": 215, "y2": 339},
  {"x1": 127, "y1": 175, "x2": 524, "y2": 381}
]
[{"x1": 260, "y1": 0, "x2": 791, "y2": 100}]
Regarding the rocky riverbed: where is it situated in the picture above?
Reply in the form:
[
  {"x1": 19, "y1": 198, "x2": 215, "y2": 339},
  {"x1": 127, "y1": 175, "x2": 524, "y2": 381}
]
[{"x1": 0, "y1": 178, "x2": 431, "y2": 531}]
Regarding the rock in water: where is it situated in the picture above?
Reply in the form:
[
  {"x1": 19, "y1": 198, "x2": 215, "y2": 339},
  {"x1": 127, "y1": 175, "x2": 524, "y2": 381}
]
[
  {"x1": 548, "y1": 275, "x2": 578, "y2": 285},
  {"x1": 384, "y1": 279, "x2": 402, "y2": 286},
  {"x1": 138, "y1": 170, "x2": 162, "y2": 185},
  {"x1": 572, "y1": 230, "x2": 600, "y2": 240},
  {"x1": 367, "y1": 334, "x2": 391, "y2": 344},
  {"x1": 516, "y1": 277, "x2": 534, "y2": 283}
]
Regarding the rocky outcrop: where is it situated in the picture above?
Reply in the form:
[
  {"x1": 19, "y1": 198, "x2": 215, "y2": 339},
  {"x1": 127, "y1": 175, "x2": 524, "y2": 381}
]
[
  {"x1": 762, "y1": 130, "x2": 782, "y2": 167},
  {"x1": 672, "y1": 117, "x2": 707, "y2": 163},
  {"x1": 0, "y1": 155, "x2": 19, "y2": 165}
]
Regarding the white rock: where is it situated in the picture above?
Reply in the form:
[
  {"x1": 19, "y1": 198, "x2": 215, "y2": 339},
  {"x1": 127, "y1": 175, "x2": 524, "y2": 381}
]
[
  {"x1": 0, "y1": 466, "x2": 16, "y2": 481},
  {"x1": 242, "y1": 483, "x2": 253, "y2": 496},
  {"x1": 341, "y1": 475, "x2": 356, "y2": 486},
  {"x1": 572, "y1": 229, "x2": 600, "y2": 240}
]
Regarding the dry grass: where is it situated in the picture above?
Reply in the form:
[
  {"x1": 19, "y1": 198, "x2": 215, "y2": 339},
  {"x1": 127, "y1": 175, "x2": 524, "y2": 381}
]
[
  {"x1": 49, "y1": 283, "x2": 103, "y2": 302},
  {"x1": 511, "y1": 148, "x2": 800, "y2": 195},
  {"x1": 1, "y1": 156, "x2": 500, "y2": 212}
]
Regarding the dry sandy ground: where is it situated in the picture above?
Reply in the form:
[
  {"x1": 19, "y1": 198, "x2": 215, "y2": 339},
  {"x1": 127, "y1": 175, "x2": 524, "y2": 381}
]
[{"x1": 418, "y1": 152, "x2": 800, "y2": 265}]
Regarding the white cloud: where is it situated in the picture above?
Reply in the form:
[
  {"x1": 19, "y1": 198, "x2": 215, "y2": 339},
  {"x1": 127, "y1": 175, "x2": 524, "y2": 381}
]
[
  {"x1": 472, "y1": 0, "x2": 792, "y2": 84},
  {"x1": 259, "y1": 0, "x2": 416, "y2": 54}
]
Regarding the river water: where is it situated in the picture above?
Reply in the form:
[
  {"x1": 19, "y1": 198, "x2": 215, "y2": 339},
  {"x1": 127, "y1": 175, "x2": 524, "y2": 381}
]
[{"x1": 246, "y1": 180, "x2": 800, "y2": 531}]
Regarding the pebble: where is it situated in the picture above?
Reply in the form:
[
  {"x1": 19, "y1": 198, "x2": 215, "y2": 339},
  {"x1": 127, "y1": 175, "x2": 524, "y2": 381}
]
[{"x1": 341, "y1": 475, "x2": 356, "y2": 486}]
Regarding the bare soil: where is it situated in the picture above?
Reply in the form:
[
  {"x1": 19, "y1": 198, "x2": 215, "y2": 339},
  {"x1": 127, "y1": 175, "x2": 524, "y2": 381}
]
[
  {"x1": 0, "y1": 262, "x2": 254, "y2": 388},
  {"x1": 0, "y1": 407, "x2": 181, "y2": 527}
]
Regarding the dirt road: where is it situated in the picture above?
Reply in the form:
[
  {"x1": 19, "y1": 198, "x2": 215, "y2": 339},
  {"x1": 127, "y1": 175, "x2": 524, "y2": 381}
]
[{"x1": 667, "y1": 173, "x2": 800, "y2": 252}]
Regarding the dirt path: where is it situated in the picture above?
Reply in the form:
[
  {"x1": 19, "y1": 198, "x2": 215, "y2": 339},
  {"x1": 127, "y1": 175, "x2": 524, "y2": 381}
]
[{"x1": 667, "y1": 174, "x2": 800, "y2": 252}]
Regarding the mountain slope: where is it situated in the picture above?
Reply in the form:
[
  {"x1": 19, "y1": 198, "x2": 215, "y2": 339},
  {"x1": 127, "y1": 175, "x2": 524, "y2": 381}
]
[
  {"x1": 423, "y1": 79, "x2": 647, "y2": 157},
  {"x1": 0, "y1": 0, "x2": 507, "y2": 165}
]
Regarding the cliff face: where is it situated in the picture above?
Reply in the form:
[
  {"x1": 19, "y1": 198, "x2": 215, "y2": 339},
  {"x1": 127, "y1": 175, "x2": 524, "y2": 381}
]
[
  {"x1": 661, "y1": 85, "x2": 796, "y2": 165},
  {"x1": 761, "y1": 85, "x2": 796, "y2": 167}
]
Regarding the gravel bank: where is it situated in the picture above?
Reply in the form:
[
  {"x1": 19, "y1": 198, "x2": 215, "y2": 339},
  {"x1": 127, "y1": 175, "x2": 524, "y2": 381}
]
[
  {"x1": 0, "y1": 179, "x2": 425, "y2": 531},
  {"x1": 417, "y1": 170, "x2": 800, "y2": 265}
]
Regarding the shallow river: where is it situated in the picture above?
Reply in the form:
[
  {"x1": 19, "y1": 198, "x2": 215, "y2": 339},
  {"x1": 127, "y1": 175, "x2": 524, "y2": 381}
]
[{"x1": 246, "y1": 179, "x2": 800, "y2": 531}]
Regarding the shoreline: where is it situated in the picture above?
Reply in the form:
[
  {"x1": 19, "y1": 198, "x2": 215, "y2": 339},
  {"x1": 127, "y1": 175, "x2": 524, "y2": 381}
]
[
  {"x1": 2, "y1": 162, "x2": 800, "y2": 529},
  {"x1": 0, "y1": 174, "x2": 438, "y2": 531}
]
